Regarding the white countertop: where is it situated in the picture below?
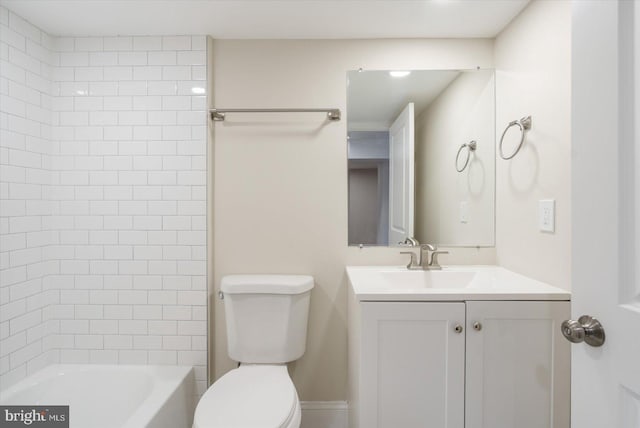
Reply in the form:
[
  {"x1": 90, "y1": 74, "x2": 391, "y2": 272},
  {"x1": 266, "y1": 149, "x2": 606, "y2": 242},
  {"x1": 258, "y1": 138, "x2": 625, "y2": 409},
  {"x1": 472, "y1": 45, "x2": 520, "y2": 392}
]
[{"x1": 347, "y1": 265, "x2": 571, "y2": 302}]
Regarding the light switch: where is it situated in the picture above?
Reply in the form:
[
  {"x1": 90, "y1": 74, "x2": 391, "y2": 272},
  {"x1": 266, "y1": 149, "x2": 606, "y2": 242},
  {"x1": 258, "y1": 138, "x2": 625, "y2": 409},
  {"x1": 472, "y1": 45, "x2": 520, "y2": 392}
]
[
  {"x1": 460, "y1": 201, "x2": 469, "y2": 223},
  {"x1": 539, "y1": 199, "x2": 555, "y2": 232}
]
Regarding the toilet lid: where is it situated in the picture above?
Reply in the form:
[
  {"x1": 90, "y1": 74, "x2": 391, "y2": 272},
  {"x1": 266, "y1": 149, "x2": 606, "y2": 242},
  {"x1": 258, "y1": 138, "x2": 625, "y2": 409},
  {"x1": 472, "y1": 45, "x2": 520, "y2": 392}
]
[{"x1": 194, "y1": 365, "x2": 298, "y2": 428}]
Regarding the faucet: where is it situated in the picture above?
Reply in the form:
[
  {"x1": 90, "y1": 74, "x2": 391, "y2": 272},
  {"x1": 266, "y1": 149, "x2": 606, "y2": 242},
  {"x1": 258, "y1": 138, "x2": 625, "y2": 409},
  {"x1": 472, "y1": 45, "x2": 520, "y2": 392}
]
[
  {"x1": 419, "y1": 243, "x2": 435, "y2": 268},
  {"x1": 401, "y1": 236, "x2": 420, "y2": 247},
  {"x1": 400, "y1": 240, "x2": 449, "y2": 270}
]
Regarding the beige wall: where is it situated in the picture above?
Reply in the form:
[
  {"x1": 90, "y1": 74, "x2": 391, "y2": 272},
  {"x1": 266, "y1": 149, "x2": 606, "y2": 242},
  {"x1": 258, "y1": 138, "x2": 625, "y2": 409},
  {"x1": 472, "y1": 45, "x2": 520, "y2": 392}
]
[
  {"x1": 210, "y1": 39, "x2": 496, "y2": 400},
  {"x1": 206, "y1": 36, "x2": 216, "y2": 388},
  {"x1": 494, "y1": 0, "x2": 572, "y2": 289},
  {"x1": 415, "y1": 71, "x2": 495, "y2": 246},
  {"x1": 209, "y1": 0, "x2": 572, "y2": 400}
]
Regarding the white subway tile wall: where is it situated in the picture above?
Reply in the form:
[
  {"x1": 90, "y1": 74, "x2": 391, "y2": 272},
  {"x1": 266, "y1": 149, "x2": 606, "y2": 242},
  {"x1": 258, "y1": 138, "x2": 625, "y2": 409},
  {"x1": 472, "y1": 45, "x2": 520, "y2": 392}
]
[
  {"x1": 0, "y1": 6, "x2": 208, "y2": 393},
  {"x1": 0, "y1": 7, "x2": 59, "y2": 388}
]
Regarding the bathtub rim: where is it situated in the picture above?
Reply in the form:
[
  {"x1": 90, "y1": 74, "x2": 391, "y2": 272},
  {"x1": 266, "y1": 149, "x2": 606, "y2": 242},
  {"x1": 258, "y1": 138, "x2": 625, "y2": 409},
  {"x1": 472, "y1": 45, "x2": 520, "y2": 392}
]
[{"x1": 0, "y1": 364, "x2": 196, "y2": 428}]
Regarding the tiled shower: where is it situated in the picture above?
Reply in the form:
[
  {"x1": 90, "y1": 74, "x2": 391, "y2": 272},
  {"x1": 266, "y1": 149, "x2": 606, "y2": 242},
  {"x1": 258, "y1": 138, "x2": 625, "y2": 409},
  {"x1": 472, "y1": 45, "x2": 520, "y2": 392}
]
[{"x1": 0, "y1": 6, "x2": 208, "y2": 393}]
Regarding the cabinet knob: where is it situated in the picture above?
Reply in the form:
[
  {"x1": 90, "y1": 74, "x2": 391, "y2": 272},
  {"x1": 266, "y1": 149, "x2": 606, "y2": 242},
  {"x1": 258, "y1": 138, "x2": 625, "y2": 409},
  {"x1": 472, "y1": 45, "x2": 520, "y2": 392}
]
[
  {"x1": 454, "y1": 324, "x2": 463, "y2": 333},
  {"x1": 473, "y1": 321, "x2": 482, "y2": 331}
]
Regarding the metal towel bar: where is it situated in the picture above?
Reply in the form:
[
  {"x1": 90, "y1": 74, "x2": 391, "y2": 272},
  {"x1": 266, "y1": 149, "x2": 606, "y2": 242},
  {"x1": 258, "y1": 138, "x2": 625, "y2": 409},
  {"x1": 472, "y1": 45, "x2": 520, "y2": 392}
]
[{"x1": 209, "y1": 108, "x2": 341, "y2": 121}]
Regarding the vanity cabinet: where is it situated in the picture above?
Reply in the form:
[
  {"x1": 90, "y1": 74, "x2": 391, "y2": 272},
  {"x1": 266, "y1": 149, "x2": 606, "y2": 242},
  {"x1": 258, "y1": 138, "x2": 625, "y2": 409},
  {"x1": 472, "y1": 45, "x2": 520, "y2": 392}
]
[
  {"x1": 360, "y1": 302, "x2": 466, "y2": 428},
  {"x1": 464, "y1": 301, "x2": 570, "y2": 428},
  {"x1": 348, "y1": 298, "x2": 570, "y2": 428}
]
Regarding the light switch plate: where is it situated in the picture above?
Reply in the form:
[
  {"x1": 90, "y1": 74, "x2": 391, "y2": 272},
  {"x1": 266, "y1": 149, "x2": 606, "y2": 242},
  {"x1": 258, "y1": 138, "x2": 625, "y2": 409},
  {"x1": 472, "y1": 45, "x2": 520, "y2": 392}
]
[
  {"x1": 539, "y1": 199, "x2": 555, "y2": 232},
  {"x1": 460, "y1": 201, "x2": 469, "y2": 223}
]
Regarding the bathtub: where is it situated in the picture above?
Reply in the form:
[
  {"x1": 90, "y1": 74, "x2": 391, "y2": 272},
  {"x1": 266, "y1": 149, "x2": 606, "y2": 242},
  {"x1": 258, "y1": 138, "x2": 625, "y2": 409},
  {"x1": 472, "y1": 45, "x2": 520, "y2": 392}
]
[{"x1": 0, "y1": 364, "x2": 197, "y2": 428}]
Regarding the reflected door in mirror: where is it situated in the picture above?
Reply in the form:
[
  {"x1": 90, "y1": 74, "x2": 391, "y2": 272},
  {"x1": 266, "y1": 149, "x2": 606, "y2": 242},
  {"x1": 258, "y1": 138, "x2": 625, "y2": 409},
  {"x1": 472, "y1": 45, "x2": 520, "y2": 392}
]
[{"x1": 346, "y1": 69, "x2": 495, "y2": 247}]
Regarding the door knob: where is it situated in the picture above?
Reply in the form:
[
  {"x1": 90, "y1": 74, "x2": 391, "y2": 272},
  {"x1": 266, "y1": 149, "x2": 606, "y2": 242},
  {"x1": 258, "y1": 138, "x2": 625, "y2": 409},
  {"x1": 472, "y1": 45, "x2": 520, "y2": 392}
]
[{"x1": 561, "y1": 315, "x2": 605, "y2": 347}]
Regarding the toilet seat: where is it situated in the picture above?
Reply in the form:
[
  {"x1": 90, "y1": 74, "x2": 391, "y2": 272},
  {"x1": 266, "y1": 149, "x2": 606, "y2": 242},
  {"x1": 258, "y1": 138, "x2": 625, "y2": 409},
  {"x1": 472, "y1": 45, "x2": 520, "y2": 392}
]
[{"x1": 193, "y1": 365, "x2": 300, "y2": 428}]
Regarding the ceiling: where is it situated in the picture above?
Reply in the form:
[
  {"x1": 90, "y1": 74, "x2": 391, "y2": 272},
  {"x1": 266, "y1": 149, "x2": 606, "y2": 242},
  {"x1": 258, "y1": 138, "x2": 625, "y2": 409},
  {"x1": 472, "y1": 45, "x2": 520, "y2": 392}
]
[
  {"x1": 347, "y1": 70, "x2": 461, "y2": 131},
  {"x1": 0, "y1": 0, "x2": 530, "y2": 39}
]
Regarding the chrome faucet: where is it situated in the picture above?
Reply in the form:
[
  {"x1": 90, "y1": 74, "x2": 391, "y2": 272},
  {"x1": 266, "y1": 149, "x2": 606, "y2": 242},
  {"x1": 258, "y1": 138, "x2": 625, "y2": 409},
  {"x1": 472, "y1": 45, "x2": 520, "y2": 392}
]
[
  {"x1": 419, "y1": 244, "x2": 435, "y2": 269},
  {"x1": 401, "y1": 236, "x2": 420, "y2": 247},
  {"x1": 400, "y1": 240, "x2": 449, "y2": 270}
]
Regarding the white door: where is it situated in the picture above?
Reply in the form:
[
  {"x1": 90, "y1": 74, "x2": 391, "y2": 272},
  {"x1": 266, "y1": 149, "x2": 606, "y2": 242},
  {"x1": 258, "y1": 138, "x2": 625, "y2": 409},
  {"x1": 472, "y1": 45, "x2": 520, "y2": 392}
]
[
  {"x1": 465, "y1": 301, "x2": 570, "y2": 428},
  {"x1": 360, "y1": 302, "x2": 465, "y2": 428},
  {"x1": 572, "y1": 1, "x2": 640, "y2": 427},
  {"x1": 388, "y1": 103, "x2": 415, "y2": 245}
]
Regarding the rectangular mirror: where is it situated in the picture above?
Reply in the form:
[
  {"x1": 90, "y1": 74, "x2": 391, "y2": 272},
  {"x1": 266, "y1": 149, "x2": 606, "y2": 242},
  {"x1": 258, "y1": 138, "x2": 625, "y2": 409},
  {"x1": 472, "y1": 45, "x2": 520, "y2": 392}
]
[{"x1": 347, "y1": 69, "x2": 495, "y2": 247}]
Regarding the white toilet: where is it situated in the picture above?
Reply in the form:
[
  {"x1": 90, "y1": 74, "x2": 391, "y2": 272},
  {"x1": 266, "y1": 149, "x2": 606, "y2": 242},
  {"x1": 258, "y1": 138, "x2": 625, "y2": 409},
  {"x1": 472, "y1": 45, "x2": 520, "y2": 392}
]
[{"x1": 193, "y1": 274, "x2": 314, "y2": 428}]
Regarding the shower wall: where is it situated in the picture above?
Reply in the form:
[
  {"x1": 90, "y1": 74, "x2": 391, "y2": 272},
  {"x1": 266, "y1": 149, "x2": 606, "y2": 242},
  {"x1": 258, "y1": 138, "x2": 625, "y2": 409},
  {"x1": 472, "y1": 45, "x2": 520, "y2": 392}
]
[
  {"x1": 0, "y1": 6, "x2": 208, "y2": 393},
  {"x1": 1, "y1": 6, "x2": 57, "y2": 388}
]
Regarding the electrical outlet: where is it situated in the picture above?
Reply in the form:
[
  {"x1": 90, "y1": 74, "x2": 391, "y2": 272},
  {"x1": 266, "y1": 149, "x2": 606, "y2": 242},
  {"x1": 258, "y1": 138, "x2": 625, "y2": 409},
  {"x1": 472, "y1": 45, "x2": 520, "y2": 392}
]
[{"x1": 539, "y1": 200, "x2": 555, "y2": 232}]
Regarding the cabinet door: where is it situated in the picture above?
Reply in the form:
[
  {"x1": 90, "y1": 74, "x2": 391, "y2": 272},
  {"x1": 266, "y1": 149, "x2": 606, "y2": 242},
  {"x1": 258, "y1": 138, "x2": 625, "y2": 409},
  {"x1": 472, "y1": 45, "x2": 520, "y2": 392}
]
[
  {"x1": 361, "y1": 302, "x2": 465, "y2": 428},
  {"x1": 465, "y1": 301, "x2": 570, "y2": 428}
]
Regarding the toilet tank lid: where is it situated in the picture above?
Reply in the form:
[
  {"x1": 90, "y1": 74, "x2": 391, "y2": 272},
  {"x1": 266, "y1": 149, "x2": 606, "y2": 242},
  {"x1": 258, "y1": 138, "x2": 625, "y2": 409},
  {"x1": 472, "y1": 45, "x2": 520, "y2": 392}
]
[{"x1": 221, "y1": 275, "x2": 314, "y2": 295}]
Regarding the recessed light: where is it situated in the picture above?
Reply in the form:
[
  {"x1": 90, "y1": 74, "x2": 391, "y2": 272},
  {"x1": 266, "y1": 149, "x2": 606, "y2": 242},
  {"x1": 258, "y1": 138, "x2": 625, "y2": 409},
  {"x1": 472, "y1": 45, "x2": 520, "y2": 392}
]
[{"x1": 389, "y1": 71, "x2": 411, "y2": 78}]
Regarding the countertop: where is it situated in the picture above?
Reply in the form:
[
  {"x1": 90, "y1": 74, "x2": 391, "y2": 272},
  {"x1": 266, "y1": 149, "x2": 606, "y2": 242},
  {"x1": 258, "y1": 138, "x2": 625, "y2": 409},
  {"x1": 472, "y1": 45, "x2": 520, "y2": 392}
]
[{"x1": 346, "y1": 265, "x2": 571, "y2": 302}]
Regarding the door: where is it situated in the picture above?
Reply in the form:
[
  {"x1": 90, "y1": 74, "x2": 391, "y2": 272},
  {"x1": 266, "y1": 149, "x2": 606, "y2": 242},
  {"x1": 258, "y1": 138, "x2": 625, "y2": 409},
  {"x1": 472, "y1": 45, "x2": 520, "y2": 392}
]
[
  {"x1": 360, "y1": 302, "x2": 465, "y2": 428},
  {"x1": 465, "y1": 301, "x2": 570, "y2": 428},
  {"x1": 572, "y1": 1, "x2": 640, "y2": 427},
  {"x1": 388, "y1": 103, "x2": 415, "y2": 245},
  {"x1": 348, "y1": 167, "x2": 380, "y2": 245}
]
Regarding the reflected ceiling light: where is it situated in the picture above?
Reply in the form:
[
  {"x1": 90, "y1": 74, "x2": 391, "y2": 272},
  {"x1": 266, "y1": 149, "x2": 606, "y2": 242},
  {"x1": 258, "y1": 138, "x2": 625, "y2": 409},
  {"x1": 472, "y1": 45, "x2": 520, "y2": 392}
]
[
  {"x1": 389, "y1": 71, "x2": 411, "y2": 78},
  {"x1": 191, "y1": 87, "x2": 205, "y2": 95}
]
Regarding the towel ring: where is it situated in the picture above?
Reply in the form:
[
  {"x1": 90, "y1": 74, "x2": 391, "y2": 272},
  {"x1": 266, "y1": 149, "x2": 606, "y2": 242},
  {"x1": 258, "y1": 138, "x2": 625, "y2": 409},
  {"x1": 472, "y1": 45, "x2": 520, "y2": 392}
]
[
  {"x1": 455, "y1": 140, "x2": 477, "y2": 172},
  {"x1": 499, "y1": 116, "x2": 532, "y2": 160}
]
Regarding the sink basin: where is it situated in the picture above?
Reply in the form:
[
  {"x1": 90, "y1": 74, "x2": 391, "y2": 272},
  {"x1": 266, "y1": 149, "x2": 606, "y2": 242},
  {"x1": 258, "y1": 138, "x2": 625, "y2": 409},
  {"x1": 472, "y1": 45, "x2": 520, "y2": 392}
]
[
  {"x1": 346, "y1": 265, "x2": 571, "y2": 302},
  {"x1": 380, "y1": 270, "x2": 476, "y2": 289}
]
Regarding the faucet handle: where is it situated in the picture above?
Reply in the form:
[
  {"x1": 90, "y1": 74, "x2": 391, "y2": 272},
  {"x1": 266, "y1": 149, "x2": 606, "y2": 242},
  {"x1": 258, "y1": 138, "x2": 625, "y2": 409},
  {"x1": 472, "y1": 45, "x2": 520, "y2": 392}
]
[
  {"x1": 400, "y1": 251, "x2": 419, "y2": 269},
  {"x1": 429, "y1": 250, "x2": 449, "y2": 268}
]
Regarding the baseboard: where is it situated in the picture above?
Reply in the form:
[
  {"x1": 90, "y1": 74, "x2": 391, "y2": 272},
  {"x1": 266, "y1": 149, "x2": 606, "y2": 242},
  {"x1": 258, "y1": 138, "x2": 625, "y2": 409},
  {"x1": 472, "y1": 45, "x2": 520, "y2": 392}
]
[{"x1": 300, "y1": 401, "x2": 348, "y2": 428}]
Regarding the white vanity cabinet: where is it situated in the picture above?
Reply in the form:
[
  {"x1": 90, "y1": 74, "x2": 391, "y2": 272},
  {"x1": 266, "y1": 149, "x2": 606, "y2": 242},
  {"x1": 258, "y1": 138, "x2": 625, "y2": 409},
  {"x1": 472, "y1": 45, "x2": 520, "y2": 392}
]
[
  {"x1": 464, "y1": 301, "x2": 570, "y2": 428},
  {"x1": 347, "y1": 267, "x2": 571, "y2": 428},
  {"x1": 359, "y1": 302, "x2": 466, "y2": 428}
]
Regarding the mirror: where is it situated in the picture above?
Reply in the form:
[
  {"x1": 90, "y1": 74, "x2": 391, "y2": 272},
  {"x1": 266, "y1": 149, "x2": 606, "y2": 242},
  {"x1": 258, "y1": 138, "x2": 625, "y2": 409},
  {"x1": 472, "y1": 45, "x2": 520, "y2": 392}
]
[{"x1": 347, "y1": 69, "x2": 495, "y2": 247}]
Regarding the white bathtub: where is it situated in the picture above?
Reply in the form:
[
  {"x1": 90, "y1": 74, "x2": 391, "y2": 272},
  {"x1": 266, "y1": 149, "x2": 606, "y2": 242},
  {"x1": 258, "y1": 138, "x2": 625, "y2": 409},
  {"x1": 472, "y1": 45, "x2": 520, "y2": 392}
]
[{"x1": 0, "y1": 364, "x2": 197, "y2": 428}]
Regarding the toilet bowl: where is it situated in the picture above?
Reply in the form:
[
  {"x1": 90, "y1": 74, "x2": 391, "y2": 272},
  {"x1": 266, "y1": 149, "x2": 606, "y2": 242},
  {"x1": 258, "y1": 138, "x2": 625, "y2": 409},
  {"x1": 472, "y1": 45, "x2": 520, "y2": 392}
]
[
  {"x1": 193, "y1": 275, "x2": 313, "y2": 428},
  {"x1": 193, "y1": 365, "x2": 300, "y2": 428}
]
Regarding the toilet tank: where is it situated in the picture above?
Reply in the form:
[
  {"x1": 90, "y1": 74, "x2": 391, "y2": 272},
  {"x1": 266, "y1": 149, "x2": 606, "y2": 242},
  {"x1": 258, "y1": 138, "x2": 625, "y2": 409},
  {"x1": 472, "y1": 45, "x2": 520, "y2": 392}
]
[{"x1": 221, "y1": 275, "x2": 314, "y2": 364}]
